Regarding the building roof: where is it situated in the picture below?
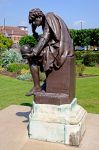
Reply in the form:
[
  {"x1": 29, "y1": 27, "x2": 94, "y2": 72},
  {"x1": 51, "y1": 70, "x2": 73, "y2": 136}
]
[{"x1": 0, "y1": 26, "x2": 28, "y2": 36}]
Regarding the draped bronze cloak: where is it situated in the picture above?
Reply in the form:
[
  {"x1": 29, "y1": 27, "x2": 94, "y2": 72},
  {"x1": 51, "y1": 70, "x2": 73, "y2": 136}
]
[{"x1": 33, "y1": 12, "x2": 74, "y2": 71}]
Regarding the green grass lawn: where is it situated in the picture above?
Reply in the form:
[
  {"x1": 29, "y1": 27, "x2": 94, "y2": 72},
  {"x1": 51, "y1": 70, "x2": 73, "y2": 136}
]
[
  {"x1": 0, "y1": 74, "x2": 32, "y2": 110},
  {"x1": 0, "y1": 70, "x2": 99, "y2": 113},
  {"x1": 76, "y1": 76, "x2": 99, "y2": 113},
  {"x1": 83, "y1": 66, "x2": 99, "y2": 75}
]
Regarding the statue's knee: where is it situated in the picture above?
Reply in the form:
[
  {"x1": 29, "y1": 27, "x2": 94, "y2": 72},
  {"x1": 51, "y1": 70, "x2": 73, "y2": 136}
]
[{"x1": 31, "y1": 64, "x2": 38, "y2": 70}]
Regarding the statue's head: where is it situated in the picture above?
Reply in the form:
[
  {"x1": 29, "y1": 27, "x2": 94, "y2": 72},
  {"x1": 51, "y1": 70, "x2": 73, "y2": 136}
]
[
  {"x1": 29, "y1": 8, "x2": 45, "y2": 27},
  {"x1": 20, "y1": 45, "x2": 32, "y2": 58}
]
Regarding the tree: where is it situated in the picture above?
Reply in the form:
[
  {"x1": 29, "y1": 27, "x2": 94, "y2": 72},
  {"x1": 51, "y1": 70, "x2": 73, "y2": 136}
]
[
  {"x1": 19, "y1": 35, "x2": 37, "y2": 47},
  {"x1": 90, "y1": 29, "x2": 99, "y2": 47},
  {"x1": 70, "y1": 28, "x2": 99, "y2": 48},
  {"x1": 70, "y1": 29, "x2": 90, "y2": 47},
  {"x1": 69, "y1": 29, "x2": 78, "y2": 47},
  {"x1": 0, "y1": 33, "x2": 13, "y2": 57}
]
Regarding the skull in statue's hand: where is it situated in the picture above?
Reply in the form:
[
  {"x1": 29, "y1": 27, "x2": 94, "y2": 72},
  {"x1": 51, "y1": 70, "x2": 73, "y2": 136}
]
[{"x1": 20, "y1": 45, "x2": 33, "y2": 59}]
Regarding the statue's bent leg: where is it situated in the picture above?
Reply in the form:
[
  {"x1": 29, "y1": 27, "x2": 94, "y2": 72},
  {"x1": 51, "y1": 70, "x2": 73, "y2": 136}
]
[{"x1": 26, "y1": 64, "x2": 41, "y2": 96}]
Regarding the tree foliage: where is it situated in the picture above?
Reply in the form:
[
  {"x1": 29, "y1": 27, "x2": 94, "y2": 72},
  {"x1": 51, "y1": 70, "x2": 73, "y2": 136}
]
[
  {"x1": 19, "y1": 35, "x2": 37, "y2": 47},
  {"x1": 70, "y1": 28, "x2": 99, "y2": 47},
  {"x1": 89, "y1": 28, "x2": 99, "y2": 46},
  {"x1": 0, "y1": 33, "x2": 13, "y2": 56}
]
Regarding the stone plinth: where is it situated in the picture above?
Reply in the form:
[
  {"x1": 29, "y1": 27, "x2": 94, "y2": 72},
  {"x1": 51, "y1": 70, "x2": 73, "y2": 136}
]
[{"x1": 29, "y1": 98, "x2": 87, "y2": 146}]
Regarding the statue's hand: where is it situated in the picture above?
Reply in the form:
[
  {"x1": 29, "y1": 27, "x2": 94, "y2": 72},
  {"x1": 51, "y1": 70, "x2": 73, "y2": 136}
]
[{"x1": 22, "y1": 52, "x2": 34, "y2": 59}]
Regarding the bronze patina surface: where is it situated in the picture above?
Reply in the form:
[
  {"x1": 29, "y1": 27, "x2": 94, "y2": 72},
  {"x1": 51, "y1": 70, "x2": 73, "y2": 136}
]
[{"x1": 20, "y1": 8, "x2": 75, "y2": 104}]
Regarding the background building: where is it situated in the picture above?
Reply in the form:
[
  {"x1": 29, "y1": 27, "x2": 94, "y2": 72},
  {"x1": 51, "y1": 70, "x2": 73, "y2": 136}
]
[{"x1": 0, "y1": 26, "x2": 28, "y2": 47}]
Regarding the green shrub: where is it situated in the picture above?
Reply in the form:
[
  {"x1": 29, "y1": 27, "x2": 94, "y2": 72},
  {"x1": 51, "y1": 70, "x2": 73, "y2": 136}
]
[
  {"x1": 7, "y1": 63, "x2": 21, "y2": 73},
  {"x1": 7, "y1": 63, "x2": 29, "y2": 73},
  {"x1": 19, "y1": 35, "x2": 37, "y2": 47},
  {"x1": 0, "y1": 33, "x2": 13, "y2": 57},
  {"x1": 83, "y1": 52, "x2": 98, "y2": 66},
  {"x1": 1, "y1": 50, "x2": 22, "y2": 67},
  {"x1": 96, "y1": 53, "x2": 99, "y2": 64},
  {"x1": 17, "y1": 73, "x2": 32, "y2": 80},
  {"x1": 0, "y1": 66, "x2": 5, "y2": 71},
  {"x1": 76, "y1": 59, "x2": 83, "y2": 65},
  {"x1": 76, "y1": 63, "x2": 85, "y2": 77},
  {"x1": 75, "y1": 50, "x2": 99, "y2": 66},
  {"x1": 17, "y1": 71, "x2": 46, "y2": 81},
  {"x1": 75, "y1": 51, "x2": 84, "y2": 60},
  {"x1": 20, "y1": 68, "x2": 30, "y2": 75},
  {"x1": 39, "y1": 72, "x2": 46, "y2": 81},
  {"x1": 18, "y1": 63, "x2": 29, "y2": 70},
  {"x1": 0, "y1": 59, "x2": 2, "y2": 66}
]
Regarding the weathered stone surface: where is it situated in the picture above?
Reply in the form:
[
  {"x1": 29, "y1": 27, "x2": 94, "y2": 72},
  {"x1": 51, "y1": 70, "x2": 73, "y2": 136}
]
[
  {"x1": 29, "y1": 121, "x2": 65, "y2": 143},
  {"x1": 29, "y1": 99, "x2": 87, "y2": 146}
]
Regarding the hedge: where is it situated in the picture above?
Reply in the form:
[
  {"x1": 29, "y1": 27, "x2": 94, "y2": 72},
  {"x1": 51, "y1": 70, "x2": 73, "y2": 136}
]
[{"x1": 75, "y1": 50, "x2": 99, "y2": 66}]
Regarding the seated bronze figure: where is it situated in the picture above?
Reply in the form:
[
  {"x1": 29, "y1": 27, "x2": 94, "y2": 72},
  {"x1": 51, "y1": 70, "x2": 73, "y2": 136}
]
[{"x1": 20, "y1": 8, "x2": 75, "y2": 104}]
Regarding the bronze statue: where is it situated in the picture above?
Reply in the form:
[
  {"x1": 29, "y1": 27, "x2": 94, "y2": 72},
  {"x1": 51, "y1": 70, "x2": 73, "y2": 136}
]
[{"x1": 20, "y1": 8, "x2": 75, "y2": 104}]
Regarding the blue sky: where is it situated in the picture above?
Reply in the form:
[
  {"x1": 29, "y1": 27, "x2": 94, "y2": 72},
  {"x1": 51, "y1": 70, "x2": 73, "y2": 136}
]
[{"x1": 0, "y1": 0, "x2": 99, "y2": 34}]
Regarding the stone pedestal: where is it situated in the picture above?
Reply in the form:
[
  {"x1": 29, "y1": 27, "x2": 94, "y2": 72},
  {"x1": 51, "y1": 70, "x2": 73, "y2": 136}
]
[{"x1": 29, "y1": 98, "x2": 87, "y2": 146}]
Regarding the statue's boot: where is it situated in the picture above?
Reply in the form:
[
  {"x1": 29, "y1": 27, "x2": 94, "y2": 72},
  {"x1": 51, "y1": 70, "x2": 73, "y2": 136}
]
[{"x1": 25, "y1": 87, "x2": 41, "y2": 96}]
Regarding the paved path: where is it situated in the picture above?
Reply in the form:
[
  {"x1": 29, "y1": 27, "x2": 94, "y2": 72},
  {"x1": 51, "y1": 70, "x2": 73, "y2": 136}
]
[{"x1": 0, "y1": 105, "x2": 99, "y2": 150}]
